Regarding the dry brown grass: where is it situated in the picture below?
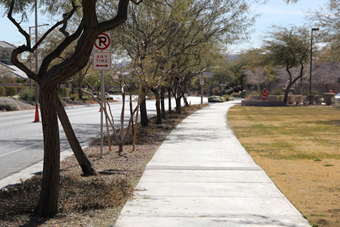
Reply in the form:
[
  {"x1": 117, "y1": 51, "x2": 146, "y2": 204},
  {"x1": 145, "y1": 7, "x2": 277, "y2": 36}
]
[
  {"x1": 228, "y1": 105, "x2": 340, "y2": 227},
  {"x1": 0, "y1": 104, "x2": 208, "y2": 227}
]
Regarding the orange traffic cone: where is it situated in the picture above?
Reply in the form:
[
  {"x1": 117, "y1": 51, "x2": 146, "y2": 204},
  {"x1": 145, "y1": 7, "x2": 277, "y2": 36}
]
[
  {"x1": 33, "y1": 104, "x2": 39, "y2": 122},
  {"x1": 99, "y1": 107, "x2": 101, "y2": 112}
]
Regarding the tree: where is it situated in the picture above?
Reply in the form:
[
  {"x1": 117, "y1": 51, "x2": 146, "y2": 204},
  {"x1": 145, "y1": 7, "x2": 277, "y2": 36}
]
[
  {"x1": 241, "y1": 49, "x2": 272, "y2": 93},
  {"x1": 1, "y1": 0, "x2": 130, "y2": 217},
  {"x1": 307, "y1": 0, "x2": 340, "y2": 62},
  {"x1": 262, "y1": 26, "x2": 311, "y2": 103}
]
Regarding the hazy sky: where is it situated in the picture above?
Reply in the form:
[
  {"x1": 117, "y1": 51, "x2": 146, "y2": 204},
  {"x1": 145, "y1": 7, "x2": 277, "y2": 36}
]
[{"x1": 0, "y1": 0, "x2": 330, "y2": 53}]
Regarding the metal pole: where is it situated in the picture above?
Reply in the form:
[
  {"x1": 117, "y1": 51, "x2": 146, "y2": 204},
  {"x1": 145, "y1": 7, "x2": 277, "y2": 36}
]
[
  {"x1": 35, "y1": 0, "x2": 39, "y2": 106},
  {"x1": 201, "y1": 71, "x2": 204, "y2": 105},
  {"x1": 310, "y1": 28, "x2": 319, "y2": 95},
  {"x1": 100, "y1": 71, "x2": 104, "y2": 159}
]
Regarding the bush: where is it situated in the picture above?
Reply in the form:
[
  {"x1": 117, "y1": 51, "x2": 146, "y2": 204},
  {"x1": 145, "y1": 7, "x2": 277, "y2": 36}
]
[
  {"x1": 247, "y1": 91, "x2": 259, "y2": 96},
  {"x1": 208, "y1": 95, "x2": 225, "y2": 102},
  {"x1": 70, "y1": 94, "x2": 79, "y2": 101},
  {"x1": 0, "y1": 97, "x2": 19, "y2": 111},
  {"x1": 277, "y1": 95, "x2": 284, "y2": 102},
  {"x1": 294, "y1": 95, "x2": 304, "y2": 105},
  {"x1": 222, "y1": 95, "x2": 235, "y2": 101},
  {"x1": 19, "y1": 89, "x2": 35, "y2": 102},
  {"x1": 5, "y1": 87, "x2": 17, "y2": 96},
  {"x1": 287, "y1": 95, "x2": 295, "y2": 105},
  {"x1": 57, "y1": 87, "x2": 70, "y2": 97},
  {"x1": 0, "y1": 87, "x2": 5, "y2": 96}
]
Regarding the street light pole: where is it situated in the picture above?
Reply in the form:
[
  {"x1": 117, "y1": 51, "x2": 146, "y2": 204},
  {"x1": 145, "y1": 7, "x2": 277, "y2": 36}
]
[
  {"x1": 32, "y1": 0, "x2": 49, "y2": 122},
  {"x1": 310, "y1": 28, "x2": 319, "y2": 95},
  {"x1": 29, "y1": 23, "x2": 48, "y2": 90}
]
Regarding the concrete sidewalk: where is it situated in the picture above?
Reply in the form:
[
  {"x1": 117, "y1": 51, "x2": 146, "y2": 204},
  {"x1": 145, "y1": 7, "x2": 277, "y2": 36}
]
[{"x1": 114, "y1": 101, "x2": 310, "y2": 227}]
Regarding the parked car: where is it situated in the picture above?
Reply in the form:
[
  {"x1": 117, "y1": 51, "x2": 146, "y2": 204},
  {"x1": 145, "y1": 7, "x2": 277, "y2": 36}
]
[{"x1": 335, "y1": 93, "x2": 340, "y2": 100}]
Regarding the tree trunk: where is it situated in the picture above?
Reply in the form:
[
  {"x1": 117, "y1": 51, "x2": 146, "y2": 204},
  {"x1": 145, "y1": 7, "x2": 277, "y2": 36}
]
[
  {"x1": 140, "y1": 98, "x2": 148, "y2": 127},
  {"x1": 151, "y1": 87, "x2": 162, "y2": 124},
  {"x1": 168, "y1": 87, "x2": 172, "y2": 114},
  {"x1": 175, "y1": 97, "x2": 181, "y2": 114},
  {"x1": 55, "y1": 94, "x2": 96, "y2": 176},
  {"x1": 34, "y1": 89, "x2": 60, "y2": 218},
  {"x1": 283, "y1": 82, "x2": 293, "y2": 104},
  {"x1": 161, "y1": 86, "x2": 166, "y2": 119},
  {"x1": 183, "y1": 96, "x2": 189, "y2": 107}
]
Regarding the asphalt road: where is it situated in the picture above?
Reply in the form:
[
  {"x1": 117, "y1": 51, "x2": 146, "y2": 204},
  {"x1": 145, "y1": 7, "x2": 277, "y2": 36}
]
[{"x1": 0, "y1": 96, "x2": 207, "y2": 183}]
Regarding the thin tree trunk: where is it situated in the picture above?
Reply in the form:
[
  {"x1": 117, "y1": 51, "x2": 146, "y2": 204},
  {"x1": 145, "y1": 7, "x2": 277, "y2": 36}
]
[
  {"x1": 161, "y1": 86, "x2": 165, "y2": 119},
  {"x1": 168, "y1": 87, "x2": 172, "y2": 114},
  {"x1": 119, "y1": 87, "x2": 126, "y2": 154},
  {"x1": 55, "y1": 94, "x2": 96, "y2": 176},
  {"x1": 34, "y1": 89, "x2": 60, "y2": 218},
  {"x1": 175, "y1": 97, "x2": 181, "y2": 114},
  {"x1": 151, "y1": 87, "x2": 162, "y2": 124},
  {"x1": 140, "y1": 98, "x2": 148, "y2": 127},
  {"x1": 183, "y1": 96, "x2": 189, "y2": 107}
]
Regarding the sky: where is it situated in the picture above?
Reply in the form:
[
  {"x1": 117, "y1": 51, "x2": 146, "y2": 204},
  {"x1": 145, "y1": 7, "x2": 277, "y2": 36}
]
[{"x1": 0, "y1": 0, "x2": 330, "y2": 54}]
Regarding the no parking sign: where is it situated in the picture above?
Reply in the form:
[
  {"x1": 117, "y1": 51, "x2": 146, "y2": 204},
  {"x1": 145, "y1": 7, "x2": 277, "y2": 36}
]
[{"x1": 93, "y1": 32, "x2": 111, "y2": 51}]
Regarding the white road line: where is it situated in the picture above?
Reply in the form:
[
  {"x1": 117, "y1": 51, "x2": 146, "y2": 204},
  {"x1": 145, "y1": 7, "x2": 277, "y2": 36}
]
[{"x1": 0, "y1": 143, "x2": 42, "y2": 158}]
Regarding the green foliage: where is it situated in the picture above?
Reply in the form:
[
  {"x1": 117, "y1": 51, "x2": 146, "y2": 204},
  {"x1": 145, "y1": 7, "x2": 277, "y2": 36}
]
[
  {"x1": 5, "y1": 87, "x2": 17, "y2": 96},
  {"x1": 247, "y1": 91, "x2": 260, "y2": 96},
  {"x1": 19, "y1": 89, "x2": 35, "y2": 102},
  {"x1": 263, "y1": 25, "x2": 310, "y2": 68},
  {"x1": 0, "y1": 74, "x2": 17, "y2": 84},
  {"x1": 0, "y1": 87, "x2": 5, "y2": 96},
  {"x1": 208, "y1": 95, "x2": 225, "y2": 102},
  {"x1": 222, "y1": 95, "x2": 235, "y2": 101},
  {"x1": 70, "y1": 94, "x2": 79, "y2": 101},
  {"x1": 57, "y1": 87, "x2": 70, "y2": 97}
]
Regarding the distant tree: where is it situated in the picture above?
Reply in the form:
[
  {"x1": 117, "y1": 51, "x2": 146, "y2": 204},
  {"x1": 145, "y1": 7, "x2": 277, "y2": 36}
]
[
  {"x1": 313, "y1": 62, "x2": 340, "y2": 92},
  {"x1": 262, "y1": 26, "x2": 311, "y2": 103},
  {"x1": 307, "y1": 0, "x2": 340, "y2": 62},
  {"x1": 241, "y1": 49, "x2": 271, "y2": 93}
]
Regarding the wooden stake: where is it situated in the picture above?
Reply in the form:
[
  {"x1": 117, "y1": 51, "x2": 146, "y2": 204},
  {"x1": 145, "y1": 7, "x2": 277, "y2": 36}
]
[{"x1": 133, "y1": 85, "x2": 142, "y2": 151}]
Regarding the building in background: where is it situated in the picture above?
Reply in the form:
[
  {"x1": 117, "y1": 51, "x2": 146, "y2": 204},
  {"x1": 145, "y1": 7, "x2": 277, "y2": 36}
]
[{"x1": 0, "y1": 41, "x2": 26, "y2": 80}]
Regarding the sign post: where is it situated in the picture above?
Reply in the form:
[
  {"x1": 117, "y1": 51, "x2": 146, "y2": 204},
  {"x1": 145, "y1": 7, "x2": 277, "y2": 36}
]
[
  {"x1": 93, "y1": 32, "x2": 111, "y2": 159},
  {"x1": 200, "y1": 72, "x2": 204, "y2": 104}
]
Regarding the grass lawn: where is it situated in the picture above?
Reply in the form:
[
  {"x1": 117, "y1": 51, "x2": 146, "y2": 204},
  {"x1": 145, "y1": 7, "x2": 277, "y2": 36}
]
[{"x1": 228, "y1": 105, "x2": 340, "y2": 227}]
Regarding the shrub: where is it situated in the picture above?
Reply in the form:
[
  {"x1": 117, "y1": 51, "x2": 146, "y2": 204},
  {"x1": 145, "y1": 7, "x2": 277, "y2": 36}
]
[
  {"x1": 287, "y1": 95, "x2": 295, "y2": 105},
  {"x1": 294, "y1": 95, "x2": 304, "y2": 105},
  {"x1": 0, "y1": 97, "x2": 19, "y2": 111},
  {"x1": 0, "y1": 87, "x2": 5, "y2": 96},
  {"x1": 57, "y1": 87, "x2": 70, "y2": 97},
  {"x1": 277, "y1": 95, "x2": 284, "y2": 102},
  {"x1": 208, "y1": 95, "x2": 224, "y2": 102},
  {"x1": 222, "y1": 95, "x2": 235, "y2": 101},
  {"x1": 247, "y1": 91, "x2": 259, "y2": 96},
  {"x1": 70, "y1": 94, "x2": 79, "y2": 101},
  {"x1": 5, "y1": 87, "x2": 17, "y2": 96},
  {"x1": 19, "y1": 89, "x2": 35, "y2": 102}
]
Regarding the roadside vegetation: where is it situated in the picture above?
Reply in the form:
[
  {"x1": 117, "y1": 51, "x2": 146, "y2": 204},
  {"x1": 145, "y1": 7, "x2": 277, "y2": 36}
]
[
  {"x1": 0, "y1": 104, "x2": 208, "y2": 226},
  {"x1": 228, "y1": 105, "x2": 340, "y2": 227}
]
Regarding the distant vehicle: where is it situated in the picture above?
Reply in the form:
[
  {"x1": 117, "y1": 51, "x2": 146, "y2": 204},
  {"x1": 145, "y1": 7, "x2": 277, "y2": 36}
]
[{"x1": 335, "y1": 93, "x2": 340, "y2": 99}]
